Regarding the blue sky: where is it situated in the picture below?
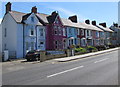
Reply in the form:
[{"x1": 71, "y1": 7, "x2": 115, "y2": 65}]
[{"x1": 1, "y1": 2, "x2": 118, "y2": 27}]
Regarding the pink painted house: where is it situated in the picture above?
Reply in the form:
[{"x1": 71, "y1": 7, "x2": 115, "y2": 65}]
[{"x1": 46, "y1": 11, "x2": 67, "y2": 50}]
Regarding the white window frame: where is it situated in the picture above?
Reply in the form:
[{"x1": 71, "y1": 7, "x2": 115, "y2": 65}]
[
  {"x1": 63, "y1": 28, "x2": 66, "y2": 36},
  {"x1": 39, "y1": 28, "x2": 44, "y2": 36}
]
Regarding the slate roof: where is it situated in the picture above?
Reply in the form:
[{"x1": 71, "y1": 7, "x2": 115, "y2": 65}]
[
  {"x1": 61, "y1": 18, "x2": 103, "y2": 32},
  {"x1": 80, "y1": 23, "x2": 103, "y2": 32},
  {"x1": 7, "y1": 11, "x2": 110, "y2": 32},
  {"x1": 9, "y1": 11, "x2": 26, "y2": 23},
  {"x1": 36, "y1": 13, "x2": 49, "y2": 23},
  {"x1": 61, "y1": 18, "x2": 85, "y2": 29},
  {"x1": 97, "y1": 25, "x2": 114, "y2": 32},
  {"x1": 9, "y1": 11, "x2": 43, "y2": 25}
]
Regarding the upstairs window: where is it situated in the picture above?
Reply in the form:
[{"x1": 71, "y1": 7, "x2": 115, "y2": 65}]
[
  {"x1": 69, "y1": 28, "x2": 72, "y2": 34},
  {"x1": 31, "y1": 17, "x2": 34, "y2": 22},
  {"x1": 4, "y1": 44, "x2": 7, "y2": 50},
  {"x1": 54, "y1": 30, "x2": 57, "y2": 35},
  {"x1": 40, "y1": 29, "x2": 44, "y2": 36},
  {"x1": 31, "y1": 29, "x2": 34, "y2": 35},
  {"x1": 81, "y1": 29, "x2": 84, "y2": 36},
  {"x1": 30, "y1": 26, "x2": 34, "y2": 36},
  {"x1": 63, "y1": 28, "x2": 66, "y2": 36},
  {"x1": 4, "y1": 28, "x2": 7, "y2": 37},
  {"x1": 87, "y1": 30, "x2": 89, "y2": 36},
  {"x1": 77, "y1": 29, "x2": 80, "y2": 35}
]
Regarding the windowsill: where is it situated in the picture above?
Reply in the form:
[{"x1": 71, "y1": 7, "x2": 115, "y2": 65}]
[{"x1": 29, "y1": 35, "x2": 36, "y2": 37}]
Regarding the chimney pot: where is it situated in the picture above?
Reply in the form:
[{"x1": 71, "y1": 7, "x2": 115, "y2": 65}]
[
  {"x1": 85, "y1": 19, "x2": 90, "y2": 24},
  {"x1": 31, "y1": 6, "x2": 37, "y2": 13},
  {"x1": 92, "y1": 21, "x2": 96, "y2": 26},
  {"x1": 68, "y1": 15, "x2": 77, "y2": 23},
  {"x1": 99, "y1": 22, "x2": 106, "y2": 28}
]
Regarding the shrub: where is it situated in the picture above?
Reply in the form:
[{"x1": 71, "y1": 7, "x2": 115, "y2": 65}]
[
  {"x1": 75, "y1": 47, "x2": 87, "y2": 53},
  {"x1": 86, "y1": 46, "x2": 98, "y2": 52}
]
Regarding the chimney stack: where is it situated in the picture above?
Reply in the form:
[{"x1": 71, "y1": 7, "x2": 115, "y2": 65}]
[
  {"x1": 6, "y1": 2, "x2": 11, "y2": 13},
  {"x1": 68, "y1": 15, "x2": 77, "y2": 23},
  {"x1": 31, "y1": 6, "x2": 37, "y2": 13},
  {"x1": 113, "y1": 23, "x2": 118, "y2": 27},
  {"x1": 85, "y1": 19, "x2": 90, "y2": 24},
  {"x1": 51, "y1": 11, "x2": 58, "y2": 16},
  {"x1": 99, "y1": 22, "x2": 106, "y2": 28},
  {"x1": 92, "y1": 21, "x2": 96, "y2": 26}
]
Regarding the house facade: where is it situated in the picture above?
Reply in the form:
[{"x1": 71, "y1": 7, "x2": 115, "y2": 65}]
[
  {"x1": 97, "y1": 23, "x2": 113, "y2": 47},
  {"x1": 46, "y1": 12, "x2": 67, "y2": 50},
  {"x1": 2, "y1": 2, "x2": 46, "y2": 58},
  {"x1": 110, "y1": 23, "x2": 120, "y2": 46}
]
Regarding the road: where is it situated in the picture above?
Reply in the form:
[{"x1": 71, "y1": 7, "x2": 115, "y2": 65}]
[{"x1": 2, "y1": 49, "x2": 119, "y2": 85}]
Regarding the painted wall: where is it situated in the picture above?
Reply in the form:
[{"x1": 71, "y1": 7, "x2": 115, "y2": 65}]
[
  {"x1": 2, "y1": 13, "x2": 17, "y2": 58},
  {"x1": 0, "y1": 24, "x2": 2, "y2": 58},
  {"x1": 23, "y1": 13, "x2": 46, "y2": 56},
  {"x1": 16, "y1": 24, "x2": 23, "y2": 58},
  {"x1": 37, "y1": 25, "x2": 46, "y2": 51},
  {"x1": 46, "y1": 16, "x2": 67, "y2": 50}
]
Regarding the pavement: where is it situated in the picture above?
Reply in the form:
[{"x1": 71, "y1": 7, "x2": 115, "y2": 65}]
[
  {"x1": 54, "y1": 47, "x2": 119, "y2": 62},
  {"x1": 2, "y1": 48, "x2": 119, "y2": 85}
]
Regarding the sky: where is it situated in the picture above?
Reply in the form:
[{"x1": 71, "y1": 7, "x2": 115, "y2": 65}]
[{"x1": 1, "y1": 2, "x2": 118, "y2": 27}]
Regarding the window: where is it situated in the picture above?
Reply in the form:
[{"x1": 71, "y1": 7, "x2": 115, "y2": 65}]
[
  {"x1": 40, "y1": 29, "x2": 43, "y2": 36},
  {"x1": 40, "y1": 42, "x2": 44, "y2": 44},
  {"x1": 31, "y1": 17, "x2": 34, "y2": 22},
  {"x1": 77, "y1": 29, "x2": 79, "y2": 35},
  {"x1": 4, "y1": 28, "x2": 7, "y2": 37},
  {"x1": 31, "y1": 42, "x2": 34, "y2": 50},
  {"x1": 4, "y1": 44, "x2": 7, "y2": 50},
  {"x1": 30, "y1": 26, "x2": 34, "y2": 36},
  {"x1": 26, "y1": 42, "x2": 29, "y2": 50},
  {"x1": 69, "y1": 28, "x2": 72, "y2": 34},
  {"x1": 63, "y1": 28, "x2": 66, "y2": 36},
  {"x1": 87, "y1": 30, "x2": 89, "y2": 36},
  {"x1": 55, "y1": 41, "x2": 58, "y2": 49},
  {"x1": 54, "y1": 26, "x2": 57, "y2": 29},
  {"x1": 31, "y1": 29, "x2": 34, "y2": 35},
  {"x1": 71, "y1": 39, "x2": 74, "y2": 45},
  {"x1": 54, "y1": 30, "x2": 57, "y2": 35},
  {"x1": 74, "y1": 28, "x2": 77, "y2": 35},
  {"x1": 96, "y1": 31, "x2": 99, "y2": 37},
  {"x1": 69, "y1": 40, "x2": 70, "y2": 46},
  {"x1": 81, "y1": 29, "x2": 84, "y2": 36},
  {"x1": 56, "y1": 20, "x2": 59, "y2": 24}
]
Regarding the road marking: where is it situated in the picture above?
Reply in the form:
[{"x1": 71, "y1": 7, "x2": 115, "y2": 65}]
[
  {"x1": 47, "y1": 65, "x2": 84, "y2": 78},
  {"x1": 94, "y1": 58, "x2": 109, "y2": 63}
]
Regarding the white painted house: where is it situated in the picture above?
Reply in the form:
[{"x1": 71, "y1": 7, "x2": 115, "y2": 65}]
[{"x1": 1, "y1": 2, "x2": 46, "y2": 59}]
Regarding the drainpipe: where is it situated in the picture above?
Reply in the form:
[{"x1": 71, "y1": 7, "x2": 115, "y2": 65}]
[
  {"x1": 36, "y1": 25, "x2": 37, "y2": 50},
  {"x1": 23, "y1": 24, "x2": 25, "y2": 58}
]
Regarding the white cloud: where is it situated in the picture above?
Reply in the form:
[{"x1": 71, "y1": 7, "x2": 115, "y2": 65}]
[{"x1": 48, "y1": 6, "x2": 87, "y2": 22}]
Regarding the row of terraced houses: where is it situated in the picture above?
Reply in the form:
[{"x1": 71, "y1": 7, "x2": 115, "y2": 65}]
[{"x1": 1, "y1": 2, "x2": 120, "y2": 59}]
